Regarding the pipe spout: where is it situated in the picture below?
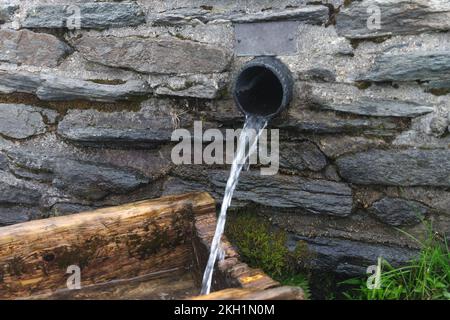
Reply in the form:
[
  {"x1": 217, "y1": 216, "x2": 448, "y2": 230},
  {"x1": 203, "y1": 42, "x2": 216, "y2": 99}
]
[{"x1": 233, "y1": 57, "x2": 294, "y2": 119}]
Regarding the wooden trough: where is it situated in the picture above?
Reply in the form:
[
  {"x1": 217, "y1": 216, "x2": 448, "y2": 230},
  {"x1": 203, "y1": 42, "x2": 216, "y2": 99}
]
[{"x1": 0, "y1": 192, "x2": 304, "y2": 300}]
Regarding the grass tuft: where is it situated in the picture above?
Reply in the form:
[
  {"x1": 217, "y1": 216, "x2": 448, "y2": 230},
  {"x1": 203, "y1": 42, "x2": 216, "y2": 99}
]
[{"x1": 340, "y1": 221, "x2": 450, "y2": 300}]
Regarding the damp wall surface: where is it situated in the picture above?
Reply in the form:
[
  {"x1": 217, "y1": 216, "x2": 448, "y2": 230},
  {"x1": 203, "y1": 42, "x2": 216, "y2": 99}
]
[{"x1": 0, "y1": 0, "x2": 449, "y2": 276}]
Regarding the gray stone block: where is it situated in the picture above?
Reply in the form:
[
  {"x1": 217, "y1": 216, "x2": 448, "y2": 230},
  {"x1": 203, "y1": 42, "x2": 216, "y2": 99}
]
[
  {"x1": 0, "y1": 104, "x2": 47, "y2": 139},
  {"x1": 336, "y1": 149, "x2": 450, "y2": 187},
  {"x1": 370, "y1": 197, "x2": 429, "y2": 226},
  {"x1": 72, "y1": 35, "x2": 232, "y2": 74},
  {"x1": 22, "y1": 2, "x2": 146, "y2": 29},
  {"x1": 336, "y1": 0, "x2": 450, "y2": 39}
]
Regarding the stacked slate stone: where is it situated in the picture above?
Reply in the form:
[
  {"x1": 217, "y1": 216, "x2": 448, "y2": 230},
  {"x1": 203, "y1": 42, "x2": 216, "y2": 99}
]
[{"x1": 0, "y1": 0, "x2": 449, "y2": 276}]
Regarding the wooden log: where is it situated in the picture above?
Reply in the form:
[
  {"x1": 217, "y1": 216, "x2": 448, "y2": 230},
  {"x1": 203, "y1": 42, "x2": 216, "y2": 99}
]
[
  {"x1": 192, "y1": 286, "x2": 305, "y2": 300},
  {"x1": 0, "y1": 192, "x2": 215, "y2": 299},
  {"x1": 0, "y1": 191, "x2": 303, "y2": 300},
  {"x1": 191, "y1": 210, "x2": 279, "y2": 292},
  {"x1": 27, "y1": 269, "x2": 199, "y2": 300}
]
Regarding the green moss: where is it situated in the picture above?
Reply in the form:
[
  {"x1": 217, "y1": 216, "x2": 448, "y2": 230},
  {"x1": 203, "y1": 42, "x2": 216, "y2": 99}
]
[
  {"x1": 354, "y1": 81, "x2": 372, "y2": 90},
  {"x1": 87, "y1": 79, "x2": 127, "y2": 85},
  {"x1": 216, "y1": 86, "x2": 230, "y2": 99},
  {"x1": 183, "y1": 80, "x2": 196, "y2": 89},
  {"x1": 343, "y1": 0, "x2": 354, "y2": 7},
  {"x1": 126, "y1": 223, "x2": 170, "y2": 259},
  {"x1": 427, "y1": 88, "x2": 450, "y2": 96},
  {"x1": 171, "y1": 209, "x2": 192, "y2": 243},
  {"x1": 226, "y1": 211, "x2": 311, "y2": 298},
  {"x1": 0, "y1": 92, "x2": 145, "y2": 115},
  {"x1": 172, "y1": 33, "x2": 192, "y2": 41},
  {"x1": 55, "y1": 236, "x2": 107, "y2": 270},
  {"x1": 350, "y1": 36, "x2": 391, "y2": 49},
  {"x1": 126, "y1": 213, "x2": 191, "y2": 260},
  {"x1": 6, "y1": 256, "x2": 26, "y2": 276}
]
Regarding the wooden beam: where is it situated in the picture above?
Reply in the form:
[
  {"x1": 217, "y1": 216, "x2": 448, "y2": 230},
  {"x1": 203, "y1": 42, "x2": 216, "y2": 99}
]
[
  {"x1": 0, "y1": 191, "x2": 303, "y2": 300},
  {"x1": 192, "y1": 286, "x2": 305, "y2": 300},
  {"x1": 192, "y1": 212, "x2": 279, "y2": 292},
  {"x1": 0, "y1": 192, "x2": 215, "y2": 299}
]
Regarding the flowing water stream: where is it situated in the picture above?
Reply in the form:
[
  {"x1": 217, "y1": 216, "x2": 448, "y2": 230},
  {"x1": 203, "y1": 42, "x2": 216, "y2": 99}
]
[{"x1": 201, "y1": 115, "x2": 268, "y2": 295}]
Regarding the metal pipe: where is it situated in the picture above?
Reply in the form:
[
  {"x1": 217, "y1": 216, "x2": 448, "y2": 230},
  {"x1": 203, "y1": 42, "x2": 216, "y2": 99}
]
[{"x1": 232, "y1": 57, "x2": 294, "y2": 119}]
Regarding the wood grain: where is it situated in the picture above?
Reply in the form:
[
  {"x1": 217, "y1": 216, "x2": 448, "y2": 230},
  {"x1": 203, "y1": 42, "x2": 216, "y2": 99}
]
[
  {"x1": 0, "y1": 191, "x2": 303, "y2": 300},
  {"x1": 193, "y1": 286, "x2": 305, "y2": 300},
  {"x1": 0, "y1": 192, "x2": 215, "y2": 299}
]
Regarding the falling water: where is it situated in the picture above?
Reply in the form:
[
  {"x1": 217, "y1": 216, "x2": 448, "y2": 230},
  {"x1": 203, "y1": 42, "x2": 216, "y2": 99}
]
[{"x1": 200, "y1": 115, "x2": 268, "y2": 295}]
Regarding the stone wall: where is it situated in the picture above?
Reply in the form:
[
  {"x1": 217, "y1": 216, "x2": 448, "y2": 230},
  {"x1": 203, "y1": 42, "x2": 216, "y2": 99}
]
[{"x1": 0, "y1": 0, "x2": 449, "y2": 276}]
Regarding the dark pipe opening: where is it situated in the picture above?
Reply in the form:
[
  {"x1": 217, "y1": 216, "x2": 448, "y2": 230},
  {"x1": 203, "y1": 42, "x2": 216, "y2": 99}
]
[{"x1": 233, "y1": 57, "x2": 293, "y2": 119}]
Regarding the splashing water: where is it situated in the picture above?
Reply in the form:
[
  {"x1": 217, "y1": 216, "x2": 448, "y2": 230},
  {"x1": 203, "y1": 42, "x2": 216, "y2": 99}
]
[{"x1": 200, "y1": 115, "x2": 268, "y2": 295}]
